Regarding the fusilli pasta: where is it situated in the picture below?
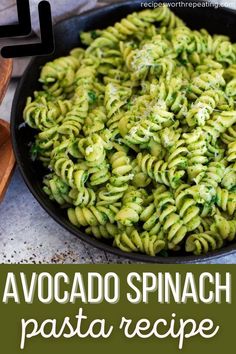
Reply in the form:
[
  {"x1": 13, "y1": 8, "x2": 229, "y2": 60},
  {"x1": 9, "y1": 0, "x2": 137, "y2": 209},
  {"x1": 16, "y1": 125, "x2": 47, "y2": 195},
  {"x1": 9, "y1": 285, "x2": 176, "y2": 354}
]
[{"x1": 23, "y1": 5, "x2": 236, "y2": 257}]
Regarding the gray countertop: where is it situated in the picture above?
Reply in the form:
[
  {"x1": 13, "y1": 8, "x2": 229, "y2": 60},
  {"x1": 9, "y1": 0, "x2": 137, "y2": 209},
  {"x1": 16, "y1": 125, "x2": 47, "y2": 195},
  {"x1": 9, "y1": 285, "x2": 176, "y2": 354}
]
[{"x1": 1, "y1": 0, "x2": 236, "y2": 264}]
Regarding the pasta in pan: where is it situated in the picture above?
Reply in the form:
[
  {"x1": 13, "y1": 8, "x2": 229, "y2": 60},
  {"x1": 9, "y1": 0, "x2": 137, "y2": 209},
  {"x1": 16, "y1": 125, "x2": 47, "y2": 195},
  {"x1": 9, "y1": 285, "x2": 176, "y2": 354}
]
[{"x1": 23, "y1": 5, "x2": 236, "y2": 257}]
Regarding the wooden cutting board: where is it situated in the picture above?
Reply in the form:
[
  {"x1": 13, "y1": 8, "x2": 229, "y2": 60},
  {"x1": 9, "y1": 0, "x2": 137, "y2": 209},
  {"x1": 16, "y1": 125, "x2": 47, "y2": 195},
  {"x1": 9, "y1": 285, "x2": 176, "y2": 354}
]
[
  {"x1": 0, "y1": 57, "x2": 15, "y2": 202},
  {"x1": 0, "y1": 57, "x2": 12, "y2": 104}
]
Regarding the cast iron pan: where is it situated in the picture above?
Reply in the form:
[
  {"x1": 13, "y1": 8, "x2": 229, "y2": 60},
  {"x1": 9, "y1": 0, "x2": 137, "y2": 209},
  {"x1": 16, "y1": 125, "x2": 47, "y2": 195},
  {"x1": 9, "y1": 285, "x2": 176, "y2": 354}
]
[{"x1": 11, "y1": 0, "x2": 236, "y2": 263}]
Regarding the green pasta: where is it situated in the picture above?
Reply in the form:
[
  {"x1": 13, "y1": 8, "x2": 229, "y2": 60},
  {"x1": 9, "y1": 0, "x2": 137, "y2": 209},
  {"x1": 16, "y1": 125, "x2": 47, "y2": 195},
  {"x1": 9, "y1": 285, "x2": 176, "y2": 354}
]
[{"x1": 23, "y1": 5, "x2": 236, "y2": 257}]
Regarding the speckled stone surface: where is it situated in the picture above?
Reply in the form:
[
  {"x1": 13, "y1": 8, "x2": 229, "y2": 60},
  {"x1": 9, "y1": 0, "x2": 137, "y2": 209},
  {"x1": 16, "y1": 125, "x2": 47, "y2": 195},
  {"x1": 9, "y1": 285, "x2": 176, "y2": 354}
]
[{"x1": 1, "y1": 0, "x2": 236, "y2": 264}]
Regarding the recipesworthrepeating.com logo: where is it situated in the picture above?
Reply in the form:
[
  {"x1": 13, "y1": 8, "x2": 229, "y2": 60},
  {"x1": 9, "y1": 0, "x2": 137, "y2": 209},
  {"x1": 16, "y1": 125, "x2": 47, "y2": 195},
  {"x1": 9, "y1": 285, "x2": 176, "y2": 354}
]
[{"x1": 141, "y1": 1, "x2": 236, "y2": 9}]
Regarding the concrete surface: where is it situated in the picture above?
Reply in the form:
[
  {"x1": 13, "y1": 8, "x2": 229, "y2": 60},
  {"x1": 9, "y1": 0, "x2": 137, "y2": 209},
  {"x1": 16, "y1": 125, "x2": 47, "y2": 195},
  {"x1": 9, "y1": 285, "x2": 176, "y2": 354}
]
[{"x1": 0, "y1": 0, "x2": 236, "y2": 264}]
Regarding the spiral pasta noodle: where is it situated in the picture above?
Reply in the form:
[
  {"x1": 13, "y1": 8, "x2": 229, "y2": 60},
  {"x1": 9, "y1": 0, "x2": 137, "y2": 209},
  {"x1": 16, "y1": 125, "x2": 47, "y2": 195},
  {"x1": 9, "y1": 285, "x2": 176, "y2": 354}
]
[{"x1": 113, "y1": 230, "x2": 165, "y2": 256}]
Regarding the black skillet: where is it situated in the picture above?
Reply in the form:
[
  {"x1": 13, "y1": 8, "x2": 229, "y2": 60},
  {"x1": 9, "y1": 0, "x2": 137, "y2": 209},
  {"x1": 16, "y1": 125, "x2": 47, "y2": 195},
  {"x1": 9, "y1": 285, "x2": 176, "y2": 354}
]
[{"x1": 11, "y1": 0, "x2": 236, "y2": 263}]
